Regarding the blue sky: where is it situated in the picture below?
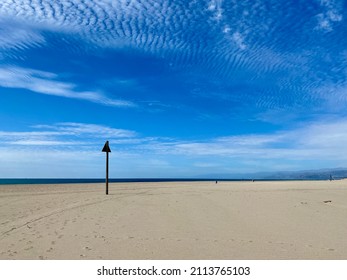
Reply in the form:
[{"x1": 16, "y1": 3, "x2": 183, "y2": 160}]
[{"x1": 0, "y1": 0, "x2": 346, "y2": 178}]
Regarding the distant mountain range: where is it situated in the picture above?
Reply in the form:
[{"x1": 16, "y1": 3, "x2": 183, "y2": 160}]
[{"x1": 199, "y1": 168, "x2": 347, "y2": 180}]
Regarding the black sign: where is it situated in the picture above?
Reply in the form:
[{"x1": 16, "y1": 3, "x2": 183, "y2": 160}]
[{"x1": 102, "y1": 141, "x2": 111, "y2": 153}]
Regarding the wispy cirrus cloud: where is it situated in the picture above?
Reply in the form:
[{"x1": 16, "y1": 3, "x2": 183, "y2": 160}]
[
  {"x1": 3, "y1": 119, "x2": 346, "y2": 162},
  {"x1": 0, "y1": 18, "x2": 45, "y2": 52},
  {"x1": 0, "y1": 66, "x2": 134, "y2": 107},
  {"x1": 135, "y1": 118, "x2": 347, "y2": 166},
  {"x1": 33, "y1": 122, "x2": 137, "y2": 138},
  {"x1": 1, "y1": 119, "x2": 347, "y2": 177},
  {"x1": 0, "y1": 122, "x2": 137, "y2": 147}
]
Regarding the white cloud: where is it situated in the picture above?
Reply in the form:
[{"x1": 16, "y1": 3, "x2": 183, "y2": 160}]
[
  {"x1": 208, "y1": 0, "x2": 224, "y2": 21},
  {"x1": 51, "y1": 122, "x2": 137, "y2": 138},
  {"x1": 1, "y1": 119, "x2": 347, "y2": 176},
  {"x1": 0, "y1": 17, "x2": 45, "y2": 51},
  {"x1": 136, "y1": 118, "x2": 347, "y2": 164},
  {"x1": 316, "y1": 0, "x2": 343, "y2": 31},
  {"x1": 0, "y1": 122, "x2": 137, "y2": 147},
  {"x1": 0, "y1": 0, "x2": 188, "y2": 51},
  {"x1": 223, "y1": 25, "x2": 231, "y2": 34},
  {"x1": 10, "y1": 140, "x2": 80, "y2": 146},
  {"x1": 231, "y1": 32, "x2": 246, "y2": 50},
  {"x1": 0, "y1": 66, "x2": 134, "y2": 107},
  {"x1": 0, "y1": 0, "x2": 235, "y2": 75}
]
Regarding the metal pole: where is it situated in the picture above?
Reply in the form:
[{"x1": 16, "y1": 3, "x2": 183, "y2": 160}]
[
  {"x1": 102, "y1": 140, "x2": 111, "y2": 195},
  {"x1": 106, "y1": 152, "x2": 109, "y2": 195}
]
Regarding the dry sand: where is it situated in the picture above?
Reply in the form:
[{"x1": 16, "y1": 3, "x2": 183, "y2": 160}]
[{"x1": 0, "y1": 180, "x2": 346, "y2": 260}]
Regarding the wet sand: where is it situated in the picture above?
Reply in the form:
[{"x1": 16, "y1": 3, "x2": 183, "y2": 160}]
[{"x1": 0, "y1": 180, "x2": 346, "y2": 259}]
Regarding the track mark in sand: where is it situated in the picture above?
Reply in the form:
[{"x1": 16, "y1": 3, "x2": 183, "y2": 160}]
[
  {"x1": 3, "y1": 227, "x2": 17, "y2": 235},
  {"x1": 0, "y1": 191, "x2": 150, "y2": 238}
]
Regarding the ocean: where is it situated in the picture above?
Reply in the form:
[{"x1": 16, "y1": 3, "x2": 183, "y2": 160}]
[
  {"x1": 0, "y1": 178, "x2": 312, "y2": 185},
  {"x1": 0, "y1": 178, "x2": 260, "y2": 185}
]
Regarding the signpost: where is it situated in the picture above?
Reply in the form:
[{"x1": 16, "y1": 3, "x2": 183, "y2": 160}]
[{"x1": 102, "y1": 141, "x2": 111, "y2": 195}]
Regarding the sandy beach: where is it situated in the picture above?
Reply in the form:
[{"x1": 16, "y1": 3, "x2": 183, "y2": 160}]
[{"x1": 0, "y1": 180, "x2": 346, "y2": 260}]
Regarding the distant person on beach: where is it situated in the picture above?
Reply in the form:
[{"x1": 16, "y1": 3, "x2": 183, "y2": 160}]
[{"x1": 215, "y1": 181, "x2": 218, "y2": 184}]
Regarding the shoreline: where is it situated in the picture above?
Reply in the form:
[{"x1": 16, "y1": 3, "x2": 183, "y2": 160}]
[{"x1": 0, "y1": 178, "x2": 343, "y2": 186}]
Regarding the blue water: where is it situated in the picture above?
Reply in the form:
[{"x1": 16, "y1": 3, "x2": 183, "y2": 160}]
[
  {"x1": 0, "y1": 178, "x2": 266, "y2": 185},
  {"x1": 0, "y1": 178, "x2": 313, "y2": 185}
]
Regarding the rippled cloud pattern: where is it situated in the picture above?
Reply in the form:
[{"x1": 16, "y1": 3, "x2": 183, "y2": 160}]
[{"x1": 1, "y1": 0, "x2": 346, "y2": 111}]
